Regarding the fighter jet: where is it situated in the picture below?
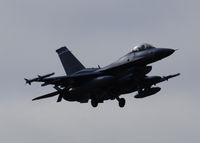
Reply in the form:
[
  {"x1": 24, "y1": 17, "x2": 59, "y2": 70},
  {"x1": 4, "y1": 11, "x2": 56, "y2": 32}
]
[{"x1": 25, "y1": 43, "x2": 180, "y2": 108}]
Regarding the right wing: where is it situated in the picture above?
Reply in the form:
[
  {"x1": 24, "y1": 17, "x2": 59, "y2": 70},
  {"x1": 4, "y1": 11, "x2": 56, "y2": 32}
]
[{"x1": 98, "y1": 56, "x2": 148, "y2": 74}]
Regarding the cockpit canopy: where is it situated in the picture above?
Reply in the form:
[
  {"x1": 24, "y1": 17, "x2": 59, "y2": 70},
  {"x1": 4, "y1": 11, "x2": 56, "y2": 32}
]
[{"x1": 131, "y1": 43, "x2": 155, "y2": 52}]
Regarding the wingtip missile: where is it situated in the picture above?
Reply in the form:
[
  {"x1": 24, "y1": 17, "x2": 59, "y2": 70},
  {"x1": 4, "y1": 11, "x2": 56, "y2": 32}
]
[
  {"x1": 163, "y1": 73, "x2": 180, "y2": 81},
  {"x1": 37, "y1": 72, "x2": 55, "y2": 79},
  {"x1": 25, "y1": 72, "x2": 55, "y2": 85},
  {"x1": 166, "y1": 73, "x2": 180, "y2": 79},
  {"x1": 24, "y1": 78, "x2": 31, "y2": 85}
]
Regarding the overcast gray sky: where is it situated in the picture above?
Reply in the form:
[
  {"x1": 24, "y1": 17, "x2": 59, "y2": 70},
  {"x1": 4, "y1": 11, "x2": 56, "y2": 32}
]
[{"x1": 0, "y1": 0, "x2": 199, "y2": 143}]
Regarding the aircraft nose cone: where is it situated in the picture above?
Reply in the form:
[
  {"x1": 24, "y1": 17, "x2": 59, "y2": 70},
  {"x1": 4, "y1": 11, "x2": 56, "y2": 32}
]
[
  {"x1": 156, "y1": 48, "x2": 175, "y2": 59},
  {"x1": 165, "y1": 48, "x2": 175, "y2": 56}
]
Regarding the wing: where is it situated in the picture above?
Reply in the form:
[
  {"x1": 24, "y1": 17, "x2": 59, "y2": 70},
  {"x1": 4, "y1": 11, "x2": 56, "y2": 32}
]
[
  {"x1": 140, "y1": 73, "x2": 181, "y2": 87},
  {"x1": 25, "y1": 71, "x2": 103, "y2": 87},
  {"x1": 98, "y1": 57, "x2": 146, "y2": 74}
]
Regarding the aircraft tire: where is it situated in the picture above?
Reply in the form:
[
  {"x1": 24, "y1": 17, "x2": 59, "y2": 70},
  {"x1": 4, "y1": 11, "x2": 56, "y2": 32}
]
[
  {"x1": 91, "y1": 100, "x2": 98, "y2": 108},
  {"x1": 118, "y1": 98, "x2": 125, "y2": 108}
]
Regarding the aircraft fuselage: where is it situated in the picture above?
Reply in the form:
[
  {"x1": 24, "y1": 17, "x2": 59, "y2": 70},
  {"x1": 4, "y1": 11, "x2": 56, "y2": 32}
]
[
  {"x1": 26, "y1": 43, "x2": 179, "y2": 108},
  {"x1": 62, "y1": 46, "x2": 175, "y2": 103}
]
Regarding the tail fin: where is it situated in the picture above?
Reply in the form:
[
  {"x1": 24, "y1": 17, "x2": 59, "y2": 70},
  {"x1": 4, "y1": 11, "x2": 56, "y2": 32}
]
[{"x1": 56, "y1": 47, "x2": 85, "y2": 75}]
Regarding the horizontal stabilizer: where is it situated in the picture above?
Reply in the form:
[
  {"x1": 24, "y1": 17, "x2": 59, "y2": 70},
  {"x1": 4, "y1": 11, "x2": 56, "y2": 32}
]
[{"x1": 32, "y1": 91, "x2": 59, "y2": 101}]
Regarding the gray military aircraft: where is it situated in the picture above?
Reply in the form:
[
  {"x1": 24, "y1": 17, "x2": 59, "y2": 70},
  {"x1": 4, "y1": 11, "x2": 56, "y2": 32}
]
[{"x1": 25, "y1": 43, "x2": 180, "y2": 107}]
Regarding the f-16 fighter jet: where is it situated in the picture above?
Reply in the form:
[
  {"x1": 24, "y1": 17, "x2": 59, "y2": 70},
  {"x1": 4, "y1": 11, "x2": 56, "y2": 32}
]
[{"x1": 25, "y1": 43, "x2": 180, "y2": 108}]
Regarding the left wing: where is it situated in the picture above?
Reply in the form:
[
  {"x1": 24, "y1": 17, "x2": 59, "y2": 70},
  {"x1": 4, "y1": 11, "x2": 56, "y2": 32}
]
[{"x1": 25, "y1": 71, "x2": 102, "y2": 87}]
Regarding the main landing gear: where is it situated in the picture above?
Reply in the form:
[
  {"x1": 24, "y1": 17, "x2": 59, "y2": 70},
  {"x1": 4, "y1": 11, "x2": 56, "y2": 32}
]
[
  {"x1": 116, "y1": 97, "x2": 126, "y2": 108},
  {"x1": 91, "y1": 99, "x2": 98, "y2": 107},
  {"x1": 91, "y1": 97, "x2": 126, "y2": 108}
]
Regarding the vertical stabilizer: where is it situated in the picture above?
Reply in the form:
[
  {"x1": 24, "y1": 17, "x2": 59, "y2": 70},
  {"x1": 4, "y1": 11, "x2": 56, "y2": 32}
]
[{"x1": 56, "y1": 47, "x2": 85, "y2": 75}]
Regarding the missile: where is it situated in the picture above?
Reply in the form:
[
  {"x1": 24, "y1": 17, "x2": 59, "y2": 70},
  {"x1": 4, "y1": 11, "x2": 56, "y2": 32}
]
[
  {"x1": 25, "y1": 72, "x2": 55, "y2": 85},
  {"x1": 24, "y1": 78, "x2": 32, "y2": 85},
  {"x1": 37, "y1": 72, "x2": 55, "y2": 80},
  {"x1": 163, "y1": 73, "x2": 180, "y2": 81},
  {"x1": 144, "y1": 73, "x2": 180, "y2": 85}
]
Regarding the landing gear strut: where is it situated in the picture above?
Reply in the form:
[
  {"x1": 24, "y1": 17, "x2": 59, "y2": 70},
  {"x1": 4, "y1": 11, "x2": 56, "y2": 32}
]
[
  {"x1": 91, "y1": 99, "x2": 98, "y2": 107},
  {"x1": 117, "y1": 97, "x2": 126, "y2": 108}
]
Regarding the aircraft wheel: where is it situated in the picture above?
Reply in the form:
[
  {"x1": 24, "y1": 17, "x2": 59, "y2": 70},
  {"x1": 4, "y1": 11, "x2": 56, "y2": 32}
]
[
  {"x1": 118, "y1": 98, "x2": 125, "y2": 108},
  {"x1": 91, "y1": 100, "x2": 98, "y2": 108}
]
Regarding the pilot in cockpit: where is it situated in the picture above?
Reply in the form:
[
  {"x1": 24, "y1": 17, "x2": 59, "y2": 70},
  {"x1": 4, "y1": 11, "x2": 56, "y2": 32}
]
[{"x1": 131, "y1": 43, "x2": 155, "y2": 52}]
